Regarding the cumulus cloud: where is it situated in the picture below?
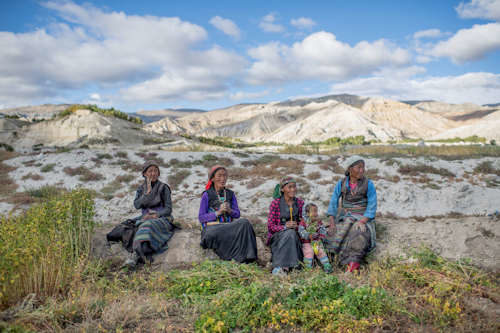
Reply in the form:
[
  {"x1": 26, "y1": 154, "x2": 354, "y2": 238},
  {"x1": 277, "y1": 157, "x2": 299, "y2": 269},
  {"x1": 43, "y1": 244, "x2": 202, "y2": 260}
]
[
  {"x1": 290, "y1": 17, "x2": 316, "y2": 29},
  {"x1": 259, "y1": 13, "x2": 285, "y2": 33},
  {"x1": 413, "y1": 29, "x2": 446, "y2": 39},
  {"x1": 331, "y1": 70, "x2": 500, "y2": 105},
  {"x1": 0, "y1": 1, "x2": 246, "y2": 105},
  {"x1": 247, "y1": 31, "x2": 410, "y2": 84},
  {"x1": 456, "y1": 0, "x2": 500, "y2": 21},
  {"x1": 209, "y1": 16, "x2": 241, "y2": 39},
  {"x1": 429, "y1": 23, "x2": 500, "y2": 63}
]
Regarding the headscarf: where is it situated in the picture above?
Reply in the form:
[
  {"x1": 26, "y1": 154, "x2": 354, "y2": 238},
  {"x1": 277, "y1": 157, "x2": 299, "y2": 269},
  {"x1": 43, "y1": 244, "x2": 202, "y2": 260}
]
[
  {"x1": 272, "y1": 176, "x2": 296, "y2": 199},
  {"x1": 205, "y1": 165, "x2": 227, "y2": 190},
  {"x1": 343, "y1": 156, "x2": 365, "y2": 176},
  {"x1": 142, "y1": 161, "x2": 160, "y2": 176}
]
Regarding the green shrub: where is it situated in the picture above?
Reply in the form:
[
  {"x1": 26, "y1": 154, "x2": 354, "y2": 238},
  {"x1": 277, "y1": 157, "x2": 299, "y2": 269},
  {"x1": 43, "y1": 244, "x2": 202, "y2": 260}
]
[
  {"x1": 0, "y1": 189, "x2": 95, "y2": 308},
  {"x1": 59, "y1": 104, "x2": 143, "y2": 124},
  {"x1": 41, "y1": 163, "x2": 56, "y2": 173}
]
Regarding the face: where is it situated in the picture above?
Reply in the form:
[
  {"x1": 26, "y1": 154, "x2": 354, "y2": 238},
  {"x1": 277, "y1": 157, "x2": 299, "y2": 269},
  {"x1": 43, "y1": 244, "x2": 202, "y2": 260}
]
[
  {"x1": 282, "y1": 182, "x2": 297, "y2": 198},
  {"x1": 349, "y1": 163, "x2": 365, "y2": 179},
  {"x1": 308, "y1": 205, "x2": 318, "y2": 219},
  {"x1": 212, "y1": 168, "x2": 228, "y2": 189},
  {"x1": 144, "y1": 166, "x2": 159, "y2": 182}
]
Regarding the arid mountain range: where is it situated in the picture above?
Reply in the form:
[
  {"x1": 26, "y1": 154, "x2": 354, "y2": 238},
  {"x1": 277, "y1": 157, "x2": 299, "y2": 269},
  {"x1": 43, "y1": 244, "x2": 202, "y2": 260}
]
[{"x1": 1, "y1": 94, "x2": 499, "y2": 149}]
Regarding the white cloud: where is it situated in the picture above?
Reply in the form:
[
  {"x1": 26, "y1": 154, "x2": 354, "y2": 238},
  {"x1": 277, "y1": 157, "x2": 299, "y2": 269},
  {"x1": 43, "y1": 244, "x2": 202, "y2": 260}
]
[
  {"x1": 290, "y1": 17, "x2": 316, "y2": 29},
  {"x1": 456, "y1": 0, "x2": 500, "y2": 21},
  {"x1": 0, "y1": 1, "x2": 246, "y2": 105},
  {"x1": 331, "y1": 70, "x2": 500, "y2": 105},
  {"x1": 259, "y1": 13, "x2": 285, "y2": 33},
  {"x1": 247, "y1": 31, "x2": 410, "y2": 84},
  {"x1": 209, "y1": 16, "x2": 241, "y2": 39},
  {"x1": 229, "y1": 90, "x2": 269, "y2": 101},
  {"x1": 90, "y1": 93, "x2": 101, "y2": 100},
  {"x1": 413, "y1": 29, "x2": 446, "y2": 39},
  {"x1": 429, "y1": 23, "x2": 500, "y2": 63}
]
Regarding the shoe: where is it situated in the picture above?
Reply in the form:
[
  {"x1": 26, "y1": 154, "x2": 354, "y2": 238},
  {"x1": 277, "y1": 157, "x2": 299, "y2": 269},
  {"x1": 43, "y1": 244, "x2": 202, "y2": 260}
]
[
  {"x1": 346, "y1": 261, "x2": 360, "y2": 272},
  {"x1": 272, "y1": 267, "x2": 286, "y2": 276}
]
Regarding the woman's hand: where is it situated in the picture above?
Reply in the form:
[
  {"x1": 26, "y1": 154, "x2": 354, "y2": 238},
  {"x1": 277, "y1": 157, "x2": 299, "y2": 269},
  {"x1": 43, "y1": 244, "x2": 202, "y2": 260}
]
[
  {"x1": 145, "y1": 177, "x2": 152, "y2": 194},
  {"x1": 327, "y1": 216, "x2": 336, "y2": 236},
  {"x1": 285, "y1": 220, "x2": 297, "y2": 229},
  {"x1": 353, "y1": 217, "x2": 368, "y2": 232}
]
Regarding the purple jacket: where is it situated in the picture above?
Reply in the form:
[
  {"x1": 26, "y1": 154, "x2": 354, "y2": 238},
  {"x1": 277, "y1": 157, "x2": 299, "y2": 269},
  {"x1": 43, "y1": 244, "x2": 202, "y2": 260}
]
[{"x1": 198, "y1": 191, "x2": 240, "y2": 227}]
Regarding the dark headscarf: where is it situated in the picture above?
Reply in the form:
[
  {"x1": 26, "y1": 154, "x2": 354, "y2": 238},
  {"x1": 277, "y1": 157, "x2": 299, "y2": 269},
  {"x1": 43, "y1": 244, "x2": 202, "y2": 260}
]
[{"x1": 142, "y1": 161, "x2": 160, "y2": 176}]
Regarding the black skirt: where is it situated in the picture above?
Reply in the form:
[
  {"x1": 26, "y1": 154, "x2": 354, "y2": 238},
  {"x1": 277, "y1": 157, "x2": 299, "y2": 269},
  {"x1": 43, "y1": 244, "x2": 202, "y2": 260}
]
[
  {"x1": 270, "y1": 229, "x2": 303, "y2": 268},
  {"x1": 200, "y1": 219, "x2": 258, "y2": 263}
]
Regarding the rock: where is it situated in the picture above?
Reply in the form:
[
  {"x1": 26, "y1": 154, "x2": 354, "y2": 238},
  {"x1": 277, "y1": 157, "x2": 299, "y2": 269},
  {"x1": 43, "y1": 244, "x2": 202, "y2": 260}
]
[{"x1": 92, "y1": 227, "x2": 270, "y2": 271}]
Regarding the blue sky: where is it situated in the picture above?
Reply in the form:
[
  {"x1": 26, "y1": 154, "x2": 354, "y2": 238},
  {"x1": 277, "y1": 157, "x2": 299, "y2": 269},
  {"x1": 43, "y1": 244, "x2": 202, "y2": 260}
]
[{"x1": 1, "y1": 0, "x2": 499, "y2": 112}]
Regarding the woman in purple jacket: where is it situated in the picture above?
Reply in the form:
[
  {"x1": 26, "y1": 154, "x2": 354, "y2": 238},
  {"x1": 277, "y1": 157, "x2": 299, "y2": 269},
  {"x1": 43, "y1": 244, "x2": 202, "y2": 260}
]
[{"x1": 198, "y1": 165, "x2": 257, "y2": 263}]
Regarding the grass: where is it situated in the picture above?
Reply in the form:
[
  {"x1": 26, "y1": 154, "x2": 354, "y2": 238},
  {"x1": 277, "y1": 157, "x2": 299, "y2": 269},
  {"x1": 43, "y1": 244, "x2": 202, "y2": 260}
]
[
  {"x1": 63, "y1": 166, "x2": 104, "y2": 181},
  {"x1": 21, "y1": 173, "x2": 43, "y2": 181},
  {"x1": 168, "y1": 169, "x2": 192, "y2": 190},
  {"x1": 344, "y1": 144, "x2": 500, "y2": 159},
  {"x1": 0, "y1": 151, "x2": 18, "y2": 198},
  {"x1": 40, "y1": 163, "x2": 56, "y2": 173},
  {"x1": 473, "y1": 161, "x2": 500, "y2": 176},
  {"x1": 398, "y1": 164, "x2": 455, "y2": 178},
  {"x1": 59, "y1": 104, "x2": 142, "y2": 124},
  {"x1": 0, "y1": 189, "x2": 95, "y2": 309},
  {"x1": 2, "y1": 248, "x2": 498, "y2": 332}
]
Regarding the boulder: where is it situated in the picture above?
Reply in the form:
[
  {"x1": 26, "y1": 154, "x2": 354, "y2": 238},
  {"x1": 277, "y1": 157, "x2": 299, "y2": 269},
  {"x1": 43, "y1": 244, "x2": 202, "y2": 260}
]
[{"x1": 92, "y1": 226, "x2": 270, "y2": 270}]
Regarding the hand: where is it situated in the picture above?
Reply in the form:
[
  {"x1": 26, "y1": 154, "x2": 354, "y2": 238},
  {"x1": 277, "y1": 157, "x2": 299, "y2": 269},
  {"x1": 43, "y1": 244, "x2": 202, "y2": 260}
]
[
  {"x1": 146, "y1": 177, "x2": 152, "y2": 194},
  {"x1": 285, "y1": 221, "x2": 297, "y2": 229},
  {"x1": 353, "y1": 218, "x2": 368, "y2": 232},
  {"x1": 328, "y1": 216, "x2": 336, "y2": 236},
  {"x1": 223, "y1": 202, "x2": 231, "y2": 214}
]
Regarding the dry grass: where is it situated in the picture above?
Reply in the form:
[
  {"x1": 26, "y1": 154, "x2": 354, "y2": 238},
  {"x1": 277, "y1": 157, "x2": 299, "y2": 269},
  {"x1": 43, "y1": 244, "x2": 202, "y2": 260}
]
[
  {"x1": 113, "y1": 159, "x2": 142, "y2": 173},
  {"x1": 473, "y1": 161, "x2": 500, "y2": 175},
  {"x1": 115, "y1": 151, "x2": 128, "y2": 159},
  {"x1": 21, "y1": 173, "x2": 44, "y2": 181},
  {"x1": 40, "y1": 163, "x2": 56, "y2": 173},
  {"x1": 319, "y1": 156, "x2": 344, "y2": 174},
  {"x1": 306, "y1": 171, "x2": 321, "y2": 180},
  {"x1": 345, "y1": 144, "x2": 500, "y2": 159},
  {"x1": 0, "y1": 151, "x2": 18, "y2": 198},
  {"x1": 398, "y1": 164, "x2": 455, "y2": 178},
  {"x1": 63, "y1": 166, "x2": 104, "y2": 181},
  {"x1": 168, "y1": 169, "x2": 192, "y2": 190},
  {"x1": 245, "y1": 178, "x2": 266, "y2": 189}
]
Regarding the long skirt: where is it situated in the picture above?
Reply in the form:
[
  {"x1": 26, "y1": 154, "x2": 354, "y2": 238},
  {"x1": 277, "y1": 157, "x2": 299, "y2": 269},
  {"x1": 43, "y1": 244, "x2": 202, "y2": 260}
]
[
  {"x1": 133, "y1": 217, "x2": 175, "y2": 254},
  {"x1": 270, "y1": 229, "x2": 303, "y2": 269},
  {"x1": 323, "y1": 213, "x2": 375, "y2": 265},
  {"x1": 200, "y1": 219, "x2": 258, "y2": 263}
]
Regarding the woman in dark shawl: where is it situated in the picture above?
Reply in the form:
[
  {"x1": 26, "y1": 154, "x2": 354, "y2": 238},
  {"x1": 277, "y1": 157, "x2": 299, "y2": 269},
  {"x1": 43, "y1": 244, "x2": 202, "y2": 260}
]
[
  {"x1": 267, "y1": 177, "x2": 304, "y2": 275},
  {"x1": 325, "y1": 157, "x2": 377, "y2": 272},
  {"x1": 198, "y1": 165, "x2": 258, "y2": 263},
  {"x1": 131, "y1": 161, "x2": 175, "y2": 265}
]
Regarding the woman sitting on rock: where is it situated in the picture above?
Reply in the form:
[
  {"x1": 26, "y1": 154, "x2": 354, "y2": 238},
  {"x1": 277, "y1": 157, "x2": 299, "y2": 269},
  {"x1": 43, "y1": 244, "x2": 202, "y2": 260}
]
[
  {"x1": 267, "y1": 177, "x2": 304, "y2": 275},
  {"x1": 131, "y1": 161, "x2": 176, "y2": 265},
  {"x1": 325, "y1": 157, "x2": 377, "y2": 272},
  {"x1": 198, "y1": 165, "x2": 258, "y2": 263}
]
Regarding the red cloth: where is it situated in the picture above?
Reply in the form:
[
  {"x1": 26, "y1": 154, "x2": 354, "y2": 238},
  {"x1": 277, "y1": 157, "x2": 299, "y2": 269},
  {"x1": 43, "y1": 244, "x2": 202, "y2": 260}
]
[{"x1": 347, "y1": 261, "x2": 360, "y2": 272}]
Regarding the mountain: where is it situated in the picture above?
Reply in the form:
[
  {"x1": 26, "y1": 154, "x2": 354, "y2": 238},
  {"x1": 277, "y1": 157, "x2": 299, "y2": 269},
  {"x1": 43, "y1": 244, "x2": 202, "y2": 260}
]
[
  {"x1": 0, "y1": 104, "x2": 70, "y2": 121},
  {"x1": 131, "y1": 108, "x2": 206, "y2": 123},
  {"x1": 10, "y1": 109, "x2": 172, "y2": 149},
  {"x1": 147, "y1": 95, "x2": 481, "y2": 143}
]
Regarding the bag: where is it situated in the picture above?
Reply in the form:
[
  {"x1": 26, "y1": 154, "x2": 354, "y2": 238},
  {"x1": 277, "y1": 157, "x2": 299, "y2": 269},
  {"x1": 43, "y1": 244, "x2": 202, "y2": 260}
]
[{"x1": 106, "y1": 219, "x2": 137, "y2": 253}]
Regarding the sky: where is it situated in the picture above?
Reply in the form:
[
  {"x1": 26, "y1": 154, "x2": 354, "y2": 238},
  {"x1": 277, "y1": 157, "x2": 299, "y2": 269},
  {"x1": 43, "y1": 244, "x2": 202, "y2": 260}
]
[{"x1": 0, "y1": 0, "x2": 499, "y2": 112}]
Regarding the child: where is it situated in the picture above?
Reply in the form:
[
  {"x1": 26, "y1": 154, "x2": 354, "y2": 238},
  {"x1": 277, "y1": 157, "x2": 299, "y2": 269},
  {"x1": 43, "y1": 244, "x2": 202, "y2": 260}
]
[{"x1": 298, "y1": 203, "x2": 332, "y2": 273}]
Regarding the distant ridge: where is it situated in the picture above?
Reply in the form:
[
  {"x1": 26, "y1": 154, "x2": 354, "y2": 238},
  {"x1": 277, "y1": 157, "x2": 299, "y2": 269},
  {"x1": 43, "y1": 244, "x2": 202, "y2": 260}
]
[{"x1": 277, "y1": 94, "x2": 367, "y2": 108}]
